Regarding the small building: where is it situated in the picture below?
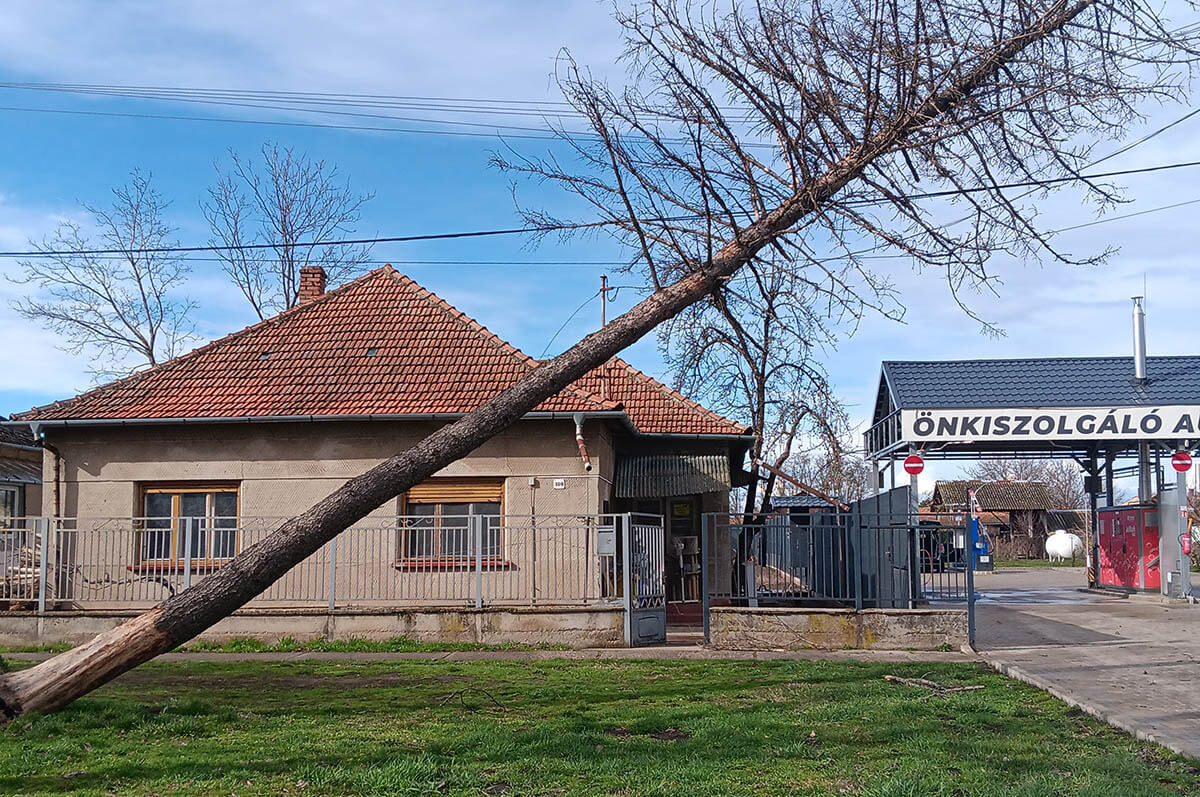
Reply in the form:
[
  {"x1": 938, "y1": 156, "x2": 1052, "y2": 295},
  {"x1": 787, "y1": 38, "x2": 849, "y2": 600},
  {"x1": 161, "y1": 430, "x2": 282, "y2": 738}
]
[
  {"x1": 5, "y1": 266, "x2": 753, "y2": 645},
  {"x1": 928, "y1": 480, "x2": 1055, "y2": 559},
  {"x1": 0, "y1": 422, "x2": 41, "y2": 521}
]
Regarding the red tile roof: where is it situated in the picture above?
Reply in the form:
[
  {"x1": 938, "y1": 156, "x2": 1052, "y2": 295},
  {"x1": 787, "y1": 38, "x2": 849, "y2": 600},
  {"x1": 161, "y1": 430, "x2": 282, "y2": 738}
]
[{"x1": 18, "y1": 267, "x2": 749, "y2": 437}]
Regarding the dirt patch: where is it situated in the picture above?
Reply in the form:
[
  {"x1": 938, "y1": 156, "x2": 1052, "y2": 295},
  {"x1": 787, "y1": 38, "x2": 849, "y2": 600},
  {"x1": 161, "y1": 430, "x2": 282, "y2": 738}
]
[{"x1": 650, "y1": 728, "x2": 690, "y2": 742}]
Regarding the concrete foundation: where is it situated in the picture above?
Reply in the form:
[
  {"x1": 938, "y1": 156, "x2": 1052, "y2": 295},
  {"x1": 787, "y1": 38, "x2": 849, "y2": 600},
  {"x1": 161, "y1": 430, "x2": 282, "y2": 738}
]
[
  {"x1": 0, "y1": 606, "x2": 626, "y2": 649},
  {"x1": 708, "y1": 606, "x2": 967, "y2": 651}
]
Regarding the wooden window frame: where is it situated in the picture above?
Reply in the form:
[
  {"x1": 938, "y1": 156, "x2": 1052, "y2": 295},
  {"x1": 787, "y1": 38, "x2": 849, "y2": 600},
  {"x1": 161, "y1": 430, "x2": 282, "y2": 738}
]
[
  {"x1": 395, "y1": 478, "x2": 508, "y2": 570},
  {"x1": 135, "y1": 483, "x2": 241, "y2": 571}
]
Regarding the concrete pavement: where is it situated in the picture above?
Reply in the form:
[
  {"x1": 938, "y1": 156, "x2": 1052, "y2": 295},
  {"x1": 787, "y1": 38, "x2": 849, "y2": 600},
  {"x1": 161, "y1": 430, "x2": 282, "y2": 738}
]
[{"x1": 975, "y1": 566, "x2": 1200, "y2": 759}]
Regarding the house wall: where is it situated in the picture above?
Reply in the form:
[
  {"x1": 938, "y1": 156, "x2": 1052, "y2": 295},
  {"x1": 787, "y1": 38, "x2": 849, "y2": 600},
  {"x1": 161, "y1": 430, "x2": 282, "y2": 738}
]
[
  {"x1": 39, "y1": 419, "x2": 626, "y2": 609},
  {"x1": 41, "y1": 418, "x2": 611, "y2": 520}
]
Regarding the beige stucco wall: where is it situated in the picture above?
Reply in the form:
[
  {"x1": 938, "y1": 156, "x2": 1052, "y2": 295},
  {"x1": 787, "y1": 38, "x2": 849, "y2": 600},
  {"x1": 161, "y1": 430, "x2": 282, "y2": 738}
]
[
  {"x1": 38, "y1": 419, "x2": 633, "y2": 609},
  {"x1": 42, "y1": 418, "x2": 611, "y2": 520}
]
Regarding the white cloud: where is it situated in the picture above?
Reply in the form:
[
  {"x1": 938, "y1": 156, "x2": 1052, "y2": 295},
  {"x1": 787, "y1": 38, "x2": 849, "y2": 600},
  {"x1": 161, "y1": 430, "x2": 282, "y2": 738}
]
[{"x1": 0, "y1": 1, "x2": 621, "y2": 98}]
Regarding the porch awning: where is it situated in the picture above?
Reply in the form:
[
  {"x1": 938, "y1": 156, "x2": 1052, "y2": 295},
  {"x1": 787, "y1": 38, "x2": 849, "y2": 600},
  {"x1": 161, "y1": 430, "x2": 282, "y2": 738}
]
[
  {"x1": 0, "y1": 457, "x2": 40, "y2": 484},
  {"x1": 615, "y1": 454, "x2": 731, "y2": 498}
]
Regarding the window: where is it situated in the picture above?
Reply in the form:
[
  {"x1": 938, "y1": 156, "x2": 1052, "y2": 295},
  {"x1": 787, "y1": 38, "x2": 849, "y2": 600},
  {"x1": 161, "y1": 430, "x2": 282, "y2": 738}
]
[
  {"x1": 0, "y1": 487, "x2": 16, "y2": 523},
  {"x1": 140, "y1": 486, "x2": 239, "y2": 565},
  {"x1": 399, "y1": 479, "x2": 503, "y2": 566}
]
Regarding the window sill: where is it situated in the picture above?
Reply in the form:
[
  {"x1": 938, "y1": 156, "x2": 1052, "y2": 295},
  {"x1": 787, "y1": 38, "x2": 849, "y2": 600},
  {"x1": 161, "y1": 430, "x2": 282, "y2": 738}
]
[
  {"x1": 127, "y1": 562, "x2": 232, "y2": 574},
  {"x1": 393, "y1": 557, "x2": 513, "y2": 571}
]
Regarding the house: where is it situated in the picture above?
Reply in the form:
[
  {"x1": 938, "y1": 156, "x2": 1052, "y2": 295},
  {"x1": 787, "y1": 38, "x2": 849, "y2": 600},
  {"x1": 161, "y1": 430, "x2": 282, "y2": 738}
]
[
  {"x1": 8, "y1": 266, "x2": 753, "y2": 627},
  {"x1": 0, "y1": 421, "x2": 40, "y2": 521},
  {"x1": 928, "y1": 479, "x2": 1056, "y2": 559}
]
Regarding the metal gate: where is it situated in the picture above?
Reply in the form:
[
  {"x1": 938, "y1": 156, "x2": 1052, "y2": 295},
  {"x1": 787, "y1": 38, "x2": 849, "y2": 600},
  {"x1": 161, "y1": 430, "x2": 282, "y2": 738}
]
[{"x1": 623, "y1": 513, "x2": 666, "y2": 646}]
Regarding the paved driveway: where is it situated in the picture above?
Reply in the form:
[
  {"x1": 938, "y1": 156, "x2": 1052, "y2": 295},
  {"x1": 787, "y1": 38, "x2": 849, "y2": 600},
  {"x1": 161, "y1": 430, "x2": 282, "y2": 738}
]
[{"x1": 975, "y1": 566, "x2": 1200, "y2": 759}]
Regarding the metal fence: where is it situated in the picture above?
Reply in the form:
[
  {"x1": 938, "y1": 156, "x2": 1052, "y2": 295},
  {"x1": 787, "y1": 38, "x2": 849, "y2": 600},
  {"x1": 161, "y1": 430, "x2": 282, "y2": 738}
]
[
  {"x1": 701, "y1": 511, "x2": 973, "y2": 611},
  {"x1": 0, "y1": 514, "x2": 651, "y2": 612}
]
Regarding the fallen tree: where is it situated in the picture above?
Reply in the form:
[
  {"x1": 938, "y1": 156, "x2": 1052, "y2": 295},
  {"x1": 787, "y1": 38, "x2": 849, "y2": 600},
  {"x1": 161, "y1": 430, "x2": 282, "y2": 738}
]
[{"x1": 3, "y1": 0, "x2": 1197, "y2": 719}]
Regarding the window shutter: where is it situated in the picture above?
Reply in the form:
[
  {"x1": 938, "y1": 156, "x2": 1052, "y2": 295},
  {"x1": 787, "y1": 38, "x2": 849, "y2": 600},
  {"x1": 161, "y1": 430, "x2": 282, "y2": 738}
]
[{"x1": 405, "y1": 478, "x2": 504, "y2": 504}]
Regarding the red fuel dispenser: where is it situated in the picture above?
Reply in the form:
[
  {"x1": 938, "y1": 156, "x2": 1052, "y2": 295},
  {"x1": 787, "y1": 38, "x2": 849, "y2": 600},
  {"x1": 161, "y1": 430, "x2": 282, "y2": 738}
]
[{"x1": 1097, "y1": 505, "x2": 1160, "y2": 591}]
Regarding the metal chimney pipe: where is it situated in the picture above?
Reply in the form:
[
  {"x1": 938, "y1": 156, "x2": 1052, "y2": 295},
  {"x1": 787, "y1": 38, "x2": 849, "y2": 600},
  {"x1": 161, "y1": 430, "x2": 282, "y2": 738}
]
[{"x1": 1132, "y1": 296, "x2": 1147, "y2": 383}]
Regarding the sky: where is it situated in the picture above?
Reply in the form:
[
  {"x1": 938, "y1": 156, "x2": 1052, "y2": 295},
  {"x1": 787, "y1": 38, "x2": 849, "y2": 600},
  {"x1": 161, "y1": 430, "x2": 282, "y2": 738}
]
[{"x1": 1, "y1": 1, "x2": 1199, "y2": 495}]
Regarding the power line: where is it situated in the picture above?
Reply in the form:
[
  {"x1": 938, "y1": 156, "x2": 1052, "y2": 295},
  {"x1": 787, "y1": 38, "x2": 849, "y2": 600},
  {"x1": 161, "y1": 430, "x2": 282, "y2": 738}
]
[
  {"x1": 4, "y1": 158, "x2": 1199, "y2": 259},
  {"x1": 540, "y1": 289, "x2": 601, "y2": 358}
]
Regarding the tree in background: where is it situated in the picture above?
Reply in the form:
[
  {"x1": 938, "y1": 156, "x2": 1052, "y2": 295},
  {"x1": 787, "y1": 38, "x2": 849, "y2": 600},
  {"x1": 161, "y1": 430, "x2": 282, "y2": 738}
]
[
  {"x1": 964, "y1": 459, "x2": 1086, "y2": 509},
  {"x1": 9, "y1": 170, "x2": 195, "y2": 379},
  {"x1": 789, "y1": 442, "x2": 876, "y2": 504},
  {"x1": 659, "y1": 253, "x2": 894, "y2": 513},
  {"x1": 6, "y1": 0, "x2": 1198, "y2": 719},
  {"x1": 202, "y1": 143, "x2": 375, "y2": 319}
]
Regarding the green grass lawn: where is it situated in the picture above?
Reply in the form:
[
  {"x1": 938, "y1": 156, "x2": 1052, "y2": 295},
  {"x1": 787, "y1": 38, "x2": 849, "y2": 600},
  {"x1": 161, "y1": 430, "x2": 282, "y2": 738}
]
[
  {"x1": 994, "y1": 558, "x2": 1084, "y2": 568},
  {"x1": 0, "y1": 637, "x2": 567, "y2": 655},
  {"x1": 0, "y1": 660, "x2": 1196, "y2": 796}
]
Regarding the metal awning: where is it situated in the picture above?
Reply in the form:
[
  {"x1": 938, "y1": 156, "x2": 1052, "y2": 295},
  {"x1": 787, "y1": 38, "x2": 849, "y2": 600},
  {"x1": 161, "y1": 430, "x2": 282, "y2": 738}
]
[
  {"x1": 0, "y1": 457, "x2": 41, "y2": 484},
  {"x1": 615, "y1": 454, "x2": 730, "y2": 498}
]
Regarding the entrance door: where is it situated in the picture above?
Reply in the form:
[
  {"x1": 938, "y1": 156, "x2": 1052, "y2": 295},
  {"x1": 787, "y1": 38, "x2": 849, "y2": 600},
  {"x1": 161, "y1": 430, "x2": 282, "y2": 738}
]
[{"x1": 623, "y1": 513, "x2": 666, "y2": 646}]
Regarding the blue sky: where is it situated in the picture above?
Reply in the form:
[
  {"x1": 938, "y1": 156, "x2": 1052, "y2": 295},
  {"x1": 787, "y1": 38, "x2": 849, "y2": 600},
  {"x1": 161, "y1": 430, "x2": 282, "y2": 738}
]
[{"x1": 1, "y1": 1, "x2": 1199, "y2": 493}]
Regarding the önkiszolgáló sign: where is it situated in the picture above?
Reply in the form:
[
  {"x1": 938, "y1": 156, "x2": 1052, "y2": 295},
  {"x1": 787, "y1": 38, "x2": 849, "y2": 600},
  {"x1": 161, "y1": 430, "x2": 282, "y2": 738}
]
[{"x1": 901, "y1": 406, "x2": 1200, "y2": 442}]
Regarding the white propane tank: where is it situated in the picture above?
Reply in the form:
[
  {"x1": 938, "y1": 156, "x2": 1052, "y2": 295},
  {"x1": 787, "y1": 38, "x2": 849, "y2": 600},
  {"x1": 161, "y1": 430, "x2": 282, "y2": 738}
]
[{"x1": 1045, "y1": 529, "x2": 1084, "y2": 562}]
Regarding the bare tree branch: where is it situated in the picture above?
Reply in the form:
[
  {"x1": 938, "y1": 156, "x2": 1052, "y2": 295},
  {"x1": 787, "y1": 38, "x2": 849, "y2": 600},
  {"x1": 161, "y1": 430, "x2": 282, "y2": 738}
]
[
  {"x1": 202, "y1": 143, "x2": 375, "y2": 319},
  {"x1": 8, "y1": 170, "x2": 195, "y2": 379}
]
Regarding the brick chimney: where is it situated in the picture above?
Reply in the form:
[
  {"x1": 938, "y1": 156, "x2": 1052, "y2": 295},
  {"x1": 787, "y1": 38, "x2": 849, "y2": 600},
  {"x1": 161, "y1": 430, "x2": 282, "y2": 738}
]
[{"x1": 298, "y1": 266, "x2": 327, "y2": 304}]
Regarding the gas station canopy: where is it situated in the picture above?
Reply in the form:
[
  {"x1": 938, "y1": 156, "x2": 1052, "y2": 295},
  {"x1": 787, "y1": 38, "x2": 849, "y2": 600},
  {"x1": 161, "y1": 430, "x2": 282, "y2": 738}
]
[{"x1": 865, "y1": 355, "x2": 1200, "y2": 461}]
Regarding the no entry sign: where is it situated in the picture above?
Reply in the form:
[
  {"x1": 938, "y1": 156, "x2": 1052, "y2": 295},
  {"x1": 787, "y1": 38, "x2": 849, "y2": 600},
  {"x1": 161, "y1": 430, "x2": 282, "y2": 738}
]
[
  {"x1": 1172, "y1": 452, "x2": 1193, "y2": 473},
  {"x1": 903, "y1": 454, "x2": 925, "y2": 476}
]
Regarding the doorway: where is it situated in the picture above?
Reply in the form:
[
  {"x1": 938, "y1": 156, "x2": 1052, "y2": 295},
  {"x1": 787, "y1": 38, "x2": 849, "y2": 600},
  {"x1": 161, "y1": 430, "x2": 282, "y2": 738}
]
[{"x1": 665, "y1": 496, "x2": 702, "y2": 627}]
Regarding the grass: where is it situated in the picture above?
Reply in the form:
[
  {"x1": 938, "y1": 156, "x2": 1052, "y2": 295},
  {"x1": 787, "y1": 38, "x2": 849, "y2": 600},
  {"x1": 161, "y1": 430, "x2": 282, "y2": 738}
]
[
  {"x1": 0, "y1": 659, "x2": 1196, "y2": 796},
  {"x1": 0, "y1": 637, "x2": 567, "y2": 655},
  {"x1": 181, "y1": 636, "x2": 569, "y2": 654},
  {"x1": 994, "y1": 558, "x2": 1084, "y2": 568}
]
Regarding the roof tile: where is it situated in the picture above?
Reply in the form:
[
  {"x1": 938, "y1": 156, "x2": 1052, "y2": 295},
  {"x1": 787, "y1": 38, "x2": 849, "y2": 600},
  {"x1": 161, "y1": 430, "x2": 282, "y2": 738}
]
[{"x1": 16, "y1": 267, "x2": 747, "y2": 437}]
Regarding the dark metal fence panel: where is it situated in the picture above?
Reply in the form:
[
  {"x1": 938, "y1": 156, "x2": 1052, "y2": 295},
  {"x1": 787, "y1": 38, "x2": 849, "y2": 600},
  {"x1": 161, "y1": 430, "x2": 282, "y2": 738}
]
[{"x1": 701, "y1": 507, "x2": 973, "y2": 611}]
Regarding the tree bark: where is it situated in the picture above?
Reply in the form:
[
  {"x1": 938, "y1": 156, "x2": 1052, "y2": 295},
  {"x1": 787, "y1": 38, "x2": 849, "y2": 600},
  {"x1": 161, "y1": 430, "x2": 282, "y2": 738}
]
[{"x1": 0, "y1": 0, "x2": 1096, "y2": 721}]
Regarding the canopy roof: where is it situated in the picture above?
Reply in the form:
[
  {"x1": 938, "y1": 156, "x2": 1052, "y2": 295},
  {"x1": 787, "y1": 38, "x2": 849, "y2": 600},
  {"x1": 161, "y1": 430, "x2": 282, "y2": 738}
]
[{"x1": 867, "y1": 356, "x2": 1200, "y2": 461}]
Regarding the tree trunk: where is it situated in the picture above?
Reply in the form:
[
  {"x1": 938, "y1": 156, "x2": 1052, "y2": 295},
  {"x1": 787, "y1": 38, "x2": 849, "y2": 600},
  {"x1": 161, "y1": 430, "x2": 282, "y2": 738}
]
[{"x1": 0, "y1": 0, "x2": 1095, "y2": 721}]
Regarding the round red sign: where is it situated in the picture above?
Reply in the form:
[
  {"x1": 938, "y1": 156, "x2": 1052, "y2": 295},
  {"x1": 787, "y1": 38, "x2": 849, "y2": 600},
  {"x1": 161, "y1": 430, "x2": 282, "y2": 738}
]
[
  {"x1": 1171, "y1": 452, "x2": 1192, "y2": 473},
  {"x1": 903, "y1": 454, "x2": 925, "y2": 476}
]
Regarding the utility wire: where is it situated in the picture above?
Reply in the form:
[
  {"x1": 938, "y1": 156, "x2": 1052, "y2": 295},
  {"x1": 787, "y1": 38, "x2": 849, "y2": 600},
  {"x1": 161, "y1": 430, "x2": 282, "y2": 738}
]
[
  {"x1": 3, "y1": 159, "x2": 1198, "y2": 259},
  {"x1": 540, "y1": 289, "x2": 601, "y2": 358}
]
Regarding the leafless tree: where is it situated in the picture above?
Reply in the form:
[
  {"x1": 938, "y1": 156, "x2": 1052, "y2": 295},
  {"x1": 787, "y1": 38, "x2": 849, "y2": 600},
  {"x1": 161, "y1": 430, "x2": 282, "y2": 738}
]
[
  {"x1": 791, "y1": 442, "x2": 877, "y2": 503},
  {"x1": 964, "y1": 458, "x2": 1087, "y2": 508},
  {"x1": 202, "y1": 143, "x2": 375, "y2": 319},
  {"x1": 659, "y1": 251, "x2": 895, "y2": 514},
  {"x1": 9, "y1": 170, "x2": 195, "y2": 379},
  {"x1": 5, "y1": 0, "x2": 1198, "y2": 720}
]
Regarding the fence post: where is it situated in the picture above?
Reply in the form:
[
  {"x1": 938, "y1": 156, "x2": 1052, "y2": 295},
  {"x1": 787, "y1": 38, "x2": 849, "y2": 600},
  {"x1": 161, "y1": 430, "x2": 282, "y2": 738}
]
[
  {"x1": 182, "y1": 517, "x2": 194, "y2": 591},
  {"x1": 966, "y1": 516, "x2": 977, "y2": 649},
  {"x1": 37, "y1": 518, "x2": 50, "y2": 615},
  {"x1": 622, "y1": 513, "x2": 633, "y2": 646},
  {"x1": 701, "y1": 514, "x2": 710, "y2": 644},
  {"x1": 745, "y1": 557, "x2": 758, "y2": 609},
  {"x1": 327, "y1": 535, "x2": 338, "y2": 612},
  {"x1": 474, "y1": 514, "x2": 484, "y2": 609}
]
